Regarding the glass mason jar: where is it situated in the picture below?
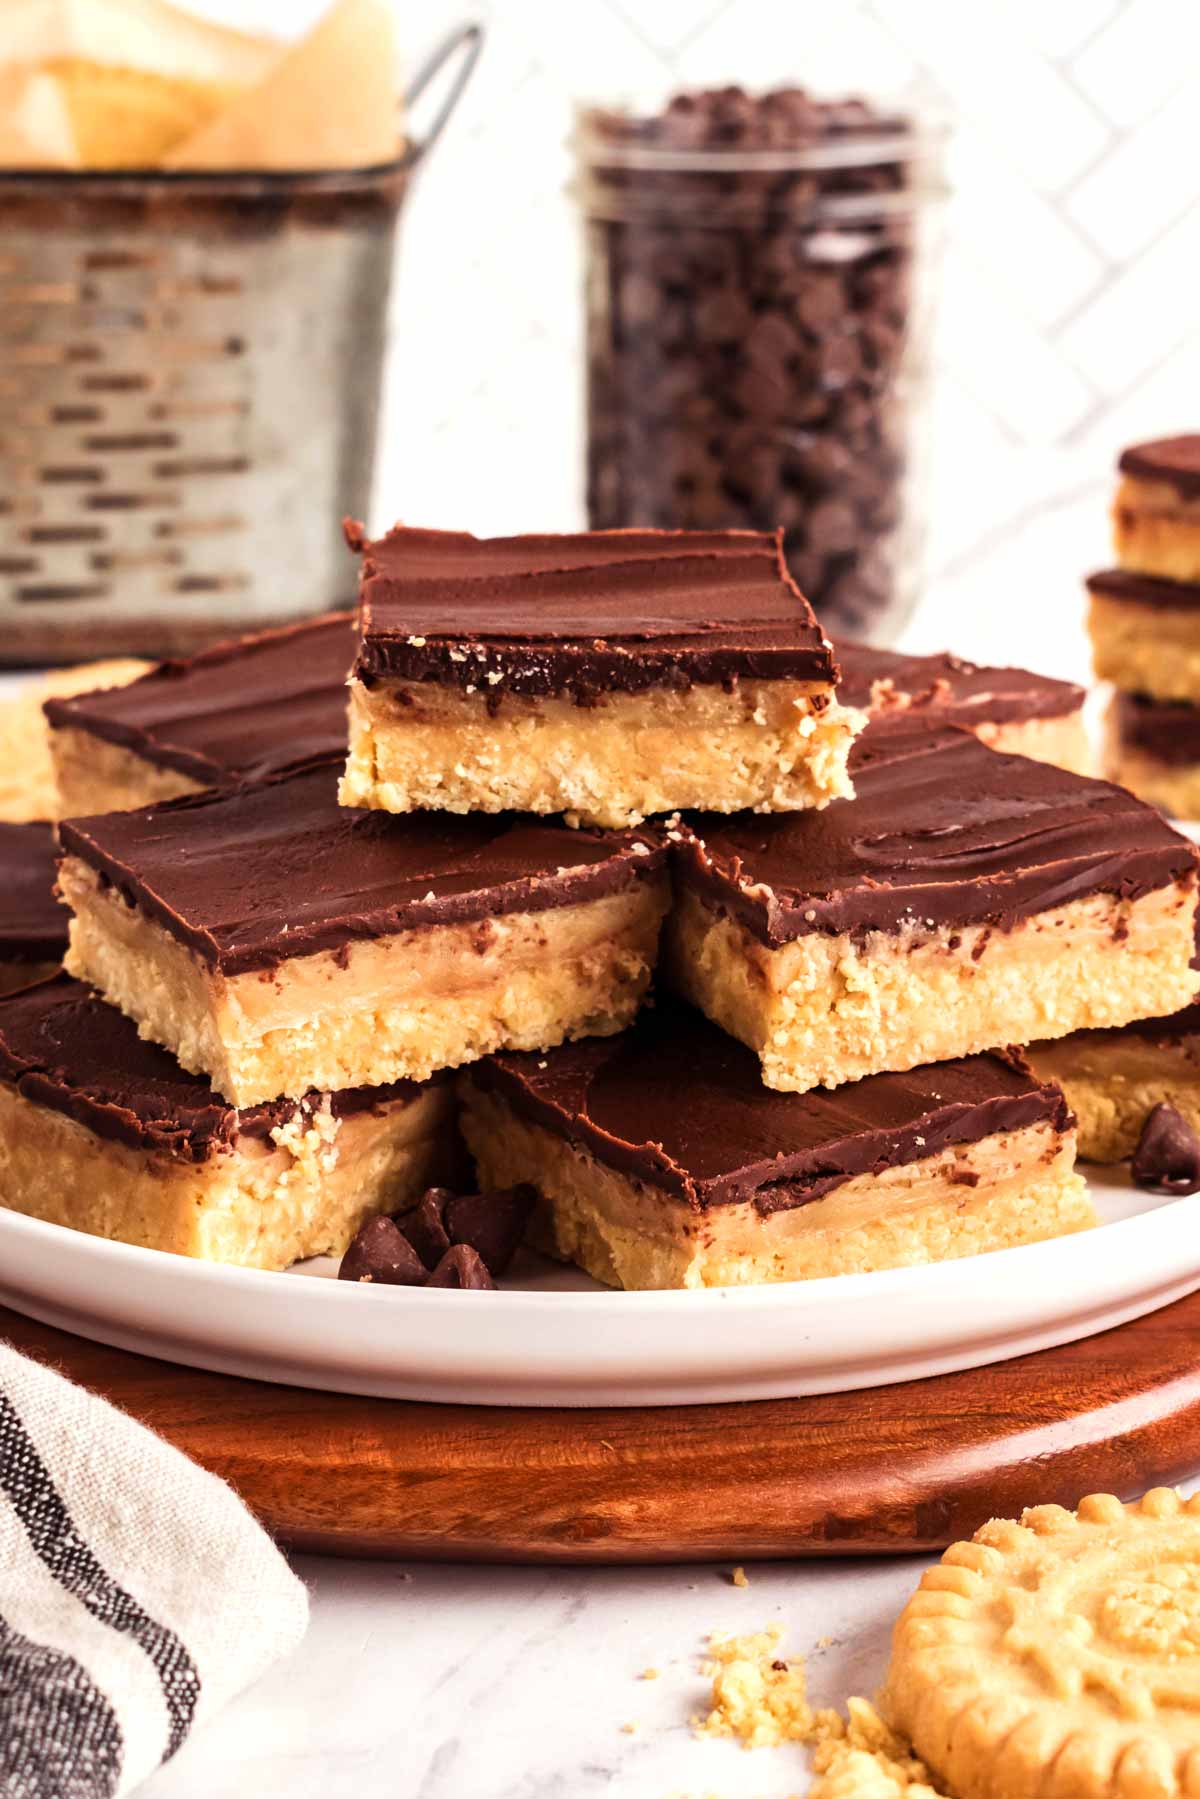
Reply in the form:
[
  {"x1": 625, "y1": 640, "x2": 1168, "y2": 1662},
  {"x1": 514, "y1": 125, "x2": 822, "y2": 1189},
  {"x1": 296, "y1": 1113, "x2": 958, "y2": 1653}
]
[{"x1": 576, "y1": 89, "x2": 948, "y2": 644}]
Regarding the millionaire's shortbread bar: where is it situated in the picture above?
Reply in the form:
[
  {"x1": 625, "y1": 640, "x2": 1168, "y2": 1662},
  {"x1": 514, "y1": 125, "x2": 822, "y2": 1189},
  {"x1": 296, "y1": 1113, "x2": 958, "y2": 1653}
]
[
  {"x1": 459, "y1": 999, "x2": 1093, "y2": 1290},
  {"x1": 0, "y1": 974, "x2": 456, "y2": 1268},
  {"x1": 58, "y1": 763, "x2": 670, "y2": 1106},
  {"x1": 341, "y1": 523, "x2": 862, "y2": 828},
  {"x1": 665, "y1": 723, "x2": 1200, "y2": 1093}
]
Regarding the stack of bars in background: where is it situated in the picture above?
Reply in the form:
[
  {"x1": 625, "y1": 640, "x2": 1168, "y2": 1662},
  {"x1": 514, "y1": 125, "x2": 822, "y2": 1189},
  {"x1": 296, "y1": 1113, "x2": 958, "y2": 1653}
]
[
  {"x1": 1090, "y1": 435, "x2": 1200, "y2": 819},
  {"x1": 1022, "y1": 435, "x2": 1200, "y2": 1166},
  {"x1": 1, "y1": 522, "x2": 1199, "y2": 1287}
]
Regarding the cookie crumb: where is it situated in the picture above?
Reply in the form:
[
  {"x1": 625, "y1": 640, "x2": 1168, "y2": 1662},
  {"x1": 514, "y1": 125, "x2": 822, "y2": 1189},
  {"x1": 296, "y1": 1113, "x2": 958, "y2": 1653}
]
[
  {"x1": 620, "y1": 1720, "x2": 638, "y2": 1735},
  {"x1": 730, "y1": 1566, "x2": 749, "y2": 1588},
  {"x1": 640, "y1": 1666, "x2": 660, "y2": 1680},
  {"x1": 694, "y1": 1624, "x2": 811, "y2": 1748},
  {"x1": 691, "y1": 1626, "x2": 942, "y2": 1792}
]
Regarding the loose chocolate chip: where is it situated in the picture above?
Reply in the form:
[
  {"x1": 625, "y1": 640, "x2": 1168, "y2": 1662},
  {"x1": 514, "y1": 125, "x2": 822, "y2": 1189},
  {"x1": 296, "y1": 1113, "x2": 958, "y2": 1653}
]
[
  {"x1": 395, "y1": 1186, "x2": 454, "y2": 1270},
  {"x1": 338, "y1": 1215, "x2": 428, "y2": 1286},
  {"x1": 426, "y1": 1245, "x2": 496, "y2": 1290},
  {"x1": 443, "y1": 1184, "x2": 537, "y2": 1278},
  {"x1": 1131, "y1": 1104, "x2": 1200, "y2": 1195}
]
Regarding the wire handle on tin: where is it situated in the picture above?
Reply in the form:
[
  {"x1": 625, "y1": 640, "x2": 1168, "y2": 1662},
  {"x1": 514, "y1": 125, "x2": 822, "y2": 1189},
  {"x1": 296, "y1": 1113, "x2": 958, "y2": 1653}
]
[{"x1": 404, "y1": 21, "x2": 484, "y2": 165}]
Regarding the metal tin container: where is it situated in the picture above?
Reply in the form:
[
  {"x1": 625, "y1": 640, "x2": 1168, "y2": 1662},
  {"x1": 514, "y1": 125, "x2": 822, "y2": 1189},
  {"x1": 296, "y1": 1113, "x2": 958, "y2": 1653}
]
[{"x1": 0, "y1": 24, "x2": 480, "y2": 664}]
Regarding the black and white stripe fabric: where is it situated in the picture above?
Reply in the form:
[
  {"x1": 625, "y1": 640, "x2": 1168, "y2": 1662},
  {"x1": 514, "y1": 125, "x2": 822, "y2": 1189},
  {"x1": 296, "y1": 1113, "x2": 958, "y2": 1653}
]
[{"x1": 0, "y1": 1343, "x2": 308, "y2": 1798}]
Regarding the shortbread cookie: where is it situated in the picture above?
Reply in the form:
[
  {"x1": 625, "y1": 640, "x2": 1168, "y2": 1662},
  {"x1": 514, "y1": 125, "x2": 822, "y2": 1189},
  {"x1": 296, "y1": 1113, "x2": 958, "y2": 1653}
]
[
  {"x1": 666, "y1": 723, "x2": 1200, "y2": 1094},
  {"x1": 0, "y1": 974, "x2": 455, "y2": 1269},
  {"x1": 1088, "y1": 569, "x2": 1200, "y2": 706},
  {"x1": 341, "y1": 522, "x2": 861, "y2": 828},
  {"x1": 885, "y1": 1488, "x2": 1200, "y2": 1799},
  {"x1": 58, "y1": 763, "x2": 670, "y2": 1106},
  {"x1": 0, "y1": 656, "x2": 149, "y2": 821},
  {"x1": 459, "y1": 998, "x2": 1093, "y2": 1290},
  {"x1": 0, "y1": 821, "x2": 66, "y2": 996},
  {"x1": 1113, "y1": 434, "x2": 1200, "y2": 582},
  {"x1": 1103, "y1": 689, "x2": 1200, "y2": 819},
  {"x1": 44, "y1": 611, "x2": 354, "y2": 816},
  {"x1": 1027, "y1": 1002, "x2": 1200, "y2": 1163},
  {"x1": 838, "y1": 642, "x2": 1090, "y2": 774}
]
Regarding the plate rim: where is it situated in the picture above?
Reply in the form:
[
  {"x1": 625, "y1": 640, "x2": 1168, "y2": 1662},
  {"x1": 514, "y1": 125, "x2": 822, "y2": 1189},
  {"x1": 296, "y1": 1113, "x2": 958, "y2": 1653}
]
[{"x1": 0, "y1": 1171, "x2": 1194, "y2": 1313}]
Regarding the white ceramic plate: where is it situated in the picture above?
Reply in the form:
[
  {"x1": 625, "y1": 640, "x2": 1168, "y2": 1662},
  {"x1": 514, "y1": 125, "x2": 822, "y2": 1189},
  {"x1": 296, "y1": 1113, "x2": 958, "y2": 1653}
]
[{"x1": 0, "y1": 1168, "x2": 1197, "y2": 1405}]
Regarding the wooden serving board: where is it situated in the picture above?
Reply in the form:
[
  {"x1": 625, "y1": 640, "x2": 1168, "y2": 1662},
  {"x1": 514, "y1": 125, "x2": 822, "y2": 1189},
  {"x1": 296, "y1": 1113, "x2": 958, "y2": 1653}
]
[{"x1": 6, "y1": 1294, "x2": 1200, "y2": 1563}]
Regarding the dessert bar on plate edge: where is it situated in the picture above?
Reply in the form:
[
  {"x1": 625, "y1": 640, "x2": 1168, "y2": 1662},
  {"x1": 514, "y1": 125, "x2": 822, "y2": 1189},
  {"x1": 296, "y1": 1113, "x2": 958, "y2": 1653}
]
[
  {"x1": 460, "y1": 999, "x2": 1092, "y2": 1291},
  {"x1": 0, "y1": 974, "x2": 455, "y2": 1268}
]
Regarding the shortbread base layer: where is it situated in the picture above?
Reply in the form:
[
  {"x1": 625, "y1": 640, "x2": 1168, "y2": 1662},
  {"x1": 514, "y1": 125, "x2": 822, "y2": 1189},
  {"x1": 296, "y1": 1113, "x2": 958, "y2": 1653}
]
[
  {"x1": 340, "y1": 678, "x2": 862, "y2": 829},
  {"x1": 1113, "y1": 474, "x2": 1200, "y2": 583},
  {"x1": 1026, "y1": 1032, "x2": 1199, "y2": 1163},
  {"x1": 49, "y1": 724, "x2": 204, "y2": 817},
  {"x1": 973, "y1": 710, "x2": 1092, "y2": 777},
  {"x1": 0, "y1": 959, "x2": 59, "y2": 998},
  {"x1": 60, "y1": 856, "x2": 669, "y2": 1105},
  {"x1": 1089, "y1": 591, "x2": 1200, "y2": 704},
  {"x1": 663, "y1": 880, "x2": 1199, "y2": 1094},
  {"x1": 459, "y1": 1082, "x2": 1093, "y2": 1290},
  {"x1": 0, "y1": 657, "x2": 150, "y2": 823},
  {"x1": 0, "y1": 1078, "x2": 455, "y2": 1268}
]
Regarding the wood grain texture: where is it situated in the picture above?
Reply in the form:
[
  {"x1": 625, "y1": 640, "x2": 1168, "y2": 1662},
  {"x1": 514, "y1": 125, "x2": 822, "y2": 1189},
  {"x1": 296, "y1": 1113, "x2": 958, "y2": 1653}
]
[{"x1": 6, "y1": 1296, "x2": 1200, "y2": 1563}]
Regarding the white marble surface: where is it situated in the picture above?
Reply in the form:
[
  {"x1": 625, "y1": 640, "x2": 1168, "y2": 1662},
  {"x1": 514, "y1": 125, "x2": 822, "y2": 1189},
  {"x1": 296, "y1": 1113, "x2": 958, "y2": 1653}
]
[
  {"x1": 138, "y1": 1551, "x2": 948, "y2": 1797},
  {"x1": 132, "y1": 1466, "x2": 1200, "y2": 1796}
]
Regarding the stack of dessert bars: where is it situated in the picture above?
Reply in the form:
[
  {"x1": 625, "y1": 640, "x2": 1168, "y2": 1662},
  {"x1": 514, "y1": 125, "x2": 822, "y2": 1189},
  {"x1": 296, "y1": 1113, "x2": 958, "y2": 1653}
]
[
  {"x1": 1021, "y1": 434, "x2": 1200, "y2": 1165},
  {"x1": 1089, "y1": 435, "x2": 1200, "y2": 821},
  {"x1": 1, "y1": 522, "x2": 1197, "y2": 1288}
]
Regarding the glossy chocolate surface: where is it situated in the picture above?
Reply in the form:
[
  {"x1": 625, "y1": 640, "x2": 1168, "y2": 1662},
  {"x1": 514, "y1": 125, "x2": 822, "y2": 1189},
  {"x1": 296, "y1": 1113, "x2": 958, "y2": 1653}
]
[
  {"x1": 0, "y1": 821, "x2": 67, "y2": 965},
  {"x1": 58, "y1": 763, "x2": 668, "y2": 975},
  {"x1": 1088, "y1": 568, "x2": 1200, "y2": 612},
  {"x1": 42, "y1": 611, "x2": 355, "y2": 785},
  {"x1": 0, "y1": 973, "x2": 432, "y2": 1161},
  {"x1": 353, "y1": 524, "x2": 835, "y2": 700},
  {"x1": 675, "y1": 723, "x2": 1198, "y2": 947},
  {"x1": 1119, "y1": 435, "x2": 1200, "y2": 501},
  {"x1": 835, "y1": 641, "x2": 1084, "y2": 724},
  {"x1": 475, "y1": 999, "x2": 1070, "y2": 1213}
]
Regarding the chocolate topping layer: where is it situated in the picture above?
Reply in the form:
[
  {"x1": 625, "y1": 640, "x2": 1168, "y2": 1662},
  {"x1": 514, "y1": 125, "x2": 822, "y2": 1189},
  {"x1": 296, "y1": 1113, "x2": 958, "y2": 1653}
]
[
  {"x1": 1118, "y1": 435, "x2": 1200, "y2": 500},
  {"x1": 1, "y1": 821, "x2": 68, "y2": 964},
  {"x1": 43, "y1": 611, "x2": 355, "y2": 785},
  {"x1": 0, "y1": 973, "x2": 433, "y2": 1162},
  {"x1": 353, "y1": 521, "x2": 777, "y2": 588},
  {"x1": 353, "y1": 524, "x2": 835, "y2": 700},
  {"x1": 1087, "y1": 568, "x2": 1200, "y2": 611},
  {"x1": 58, "y1": 763, "x2": 668, "y2": 975},
  {"x1": 474, "y1": 1000, "x2": 1071, "y2": 1214},
  {"x1": 835, "y1": 640, "x2": 1084, "y2": 724},
  {"x1": 1113, "y1": 691, "x2": 1200, "y2": 765},
  {"x1": 674, "y1": 723, "x2": 1198, "y2": 948}
]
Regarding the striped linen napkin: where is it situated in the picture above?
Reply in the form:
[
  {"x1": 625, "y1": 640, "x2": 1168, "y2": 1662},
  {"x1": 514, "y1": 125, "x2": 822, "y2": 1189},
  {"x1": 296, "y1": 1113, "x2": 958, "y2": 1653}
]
[{"x1": 0, "y1": 1340, "x2": 308, "y2": 1797}]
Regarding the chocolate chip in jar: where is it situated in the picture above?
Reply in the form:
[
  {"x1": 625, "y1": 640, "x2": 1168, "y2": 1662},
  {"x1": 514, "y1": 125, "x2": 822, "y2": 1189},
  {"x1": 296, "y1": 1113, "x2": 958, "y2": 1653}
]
[{"x1": 577, "y1": 85, "x2": 946, "y2": 644}]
